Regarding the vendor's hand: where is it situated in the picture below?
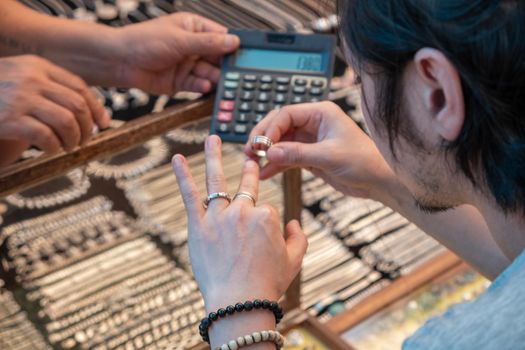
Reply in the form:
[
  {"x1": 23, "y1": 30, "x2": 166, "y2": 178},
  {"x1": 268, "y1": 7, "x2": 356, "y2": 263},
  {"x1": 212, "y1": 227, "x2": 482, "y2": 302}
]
[
  {"x1": 114, "y1": 13, "x2": 240, "y2": 95},
  {"x1": 171, "y1": 135, "x2": 307, "y2": 310},
  {"x1": 0, "y1": 55, "x2": 109, "y2": 157},
  {"x1": 245, "y1": 101, "x2": 395, "y2": 201}
]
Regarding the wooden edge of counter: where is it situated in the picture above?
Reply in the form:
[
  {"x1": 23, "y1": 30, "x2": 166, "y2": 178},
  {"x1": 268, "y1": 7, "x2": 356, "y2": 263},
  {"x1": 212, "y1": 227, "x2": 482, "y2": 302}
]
[
  {"x1": 326, "y1": 250, "x2": 463, "y2": 334},
  {"x1": 0, "y1": 96, "x2": 214, "y2": 198}
]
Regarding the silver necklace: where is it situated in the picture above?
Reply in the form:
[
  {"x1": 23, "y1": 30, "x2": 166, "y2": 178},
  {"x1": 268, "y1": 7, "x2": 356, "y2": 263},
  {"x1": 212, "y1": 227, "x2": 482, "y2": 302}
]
[{"x1": 5, "y1": 169, "x2": 90, "y2": 209}]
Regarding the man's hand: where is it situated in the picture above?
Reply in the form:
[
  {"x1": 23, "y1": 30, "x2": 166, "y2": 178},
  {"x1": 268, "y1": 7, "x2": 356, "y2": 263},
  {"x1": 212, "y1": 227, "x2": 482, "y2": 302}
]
[
  {"x1": 246, "y1": 101, "x2": 396, "y2": 201},
  {"x1": 0, "y1": 55, "x2": 109, "y2": 165},
  {"x1": 113, "y1": 13, "x2": 240, "y2": 95}
]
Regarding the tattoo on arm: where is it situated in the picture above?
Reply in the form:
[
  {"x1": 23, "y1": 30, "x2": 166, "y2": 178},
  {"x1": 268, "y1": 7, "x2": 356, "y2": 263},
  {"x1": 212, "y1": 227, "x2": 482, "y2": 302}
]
[{"x1": 0, "y1": 34, "x2": 42, "y2": 55}]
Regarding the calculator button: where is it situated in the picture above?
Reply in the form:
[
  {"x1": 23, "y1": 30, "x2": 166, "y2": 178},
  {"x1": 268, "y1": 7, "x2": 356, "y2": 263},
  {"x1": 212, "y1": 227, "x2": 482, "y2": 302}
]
[
  {"x1": 309, "y1": 97, "x2": 321, "y2": 103},
  {"x1": 217, "y1": 111, "x2": 233, "y2": 122},
  {"x1": 234, "y1": 124, "x2": 248, "y2": 134},
  {"x1": 291, "y1": 96, "x2": 305, "y2": 104},
  {"x1": 274, "y1": 93, "x2": 287, "y2": 103},
  {"x1": 260, "y1": 83, "x2": 272, "y2": 92},
  {"x1": 219, "y1": 100, "x2": 235, "y2": 111},
  {"x1": 236, "y1": 113, "x2": 251, "y2": 123},
  {"x1": 254, "y1": 114, "x2": 265, "y2": 124},
  {"x1": 240, "y1": 91, "x2": 255, "y2": 101},
  {"x1": 311, "y1": 79, "x2": 324, "y2": 87},
  {"x1": 309, "y1": 87, "x2": 323, "y2": 96},
  {"x1": 239, "y1": 102, "x2": 252, "y2": 112},
  {"x1": 276, "y1": 76, "x2": 290, "y2": 84},
  {"x1": 242, "y1": 82, "x2": 256, "y2": 91},
  {"x1": 255, "y1": 103, "x2": 269, "y2": 113},
  {"x1": 223, "y1": 90, "x2": 236, "y2": 100},
  {"x1": 217, "y1": 123, "x2": 230, "y2": 133},
  {"x1": 273, "y1": 104, "x2": 283, "y2": 110},
  {"x1": 260, "y1": 75, "x2": 273, "y2": 83},
  {"x1": 243, "y1": 75, "x2": 257, "y2": 82},
  {"x1": 278, "y1": 85, "x2": 290, "y2": 93},
  {"x1": 225, "y1": 72, "x2": 240, "y2": 81},
  {"x1": 293, "y1": 86, "x2": 306, "y2": 94},
  {"x1": 257, "y1": 93, "x2": 270, "y2": 102},
  {"x1": 224, "y1": 81, "x2": 238, "y2": 89},
  {"x1": 294, "y1": 79, "x2": 307, "y2": 86}
]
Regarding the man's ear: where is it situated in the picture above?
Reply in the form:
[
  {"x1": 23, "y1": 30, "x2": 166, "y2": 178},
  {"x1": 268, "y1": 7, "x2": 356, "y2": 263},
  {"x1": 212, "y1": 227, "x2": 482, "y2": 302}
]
[{"x1": 414, "y1": 48, "x2": 465, "y2": 142}]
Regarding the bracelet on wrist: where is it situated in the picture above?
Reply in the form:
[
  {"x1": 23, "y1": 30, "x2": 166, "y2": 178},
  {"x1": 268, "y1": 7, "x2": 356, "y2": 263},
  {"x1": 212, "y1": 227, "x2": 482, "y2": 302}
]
[
  {"x1": 199, "y1": 299, "x2": 284, "y2": 343},
  {"x1": 216, "y1": 329, "x2": 285, "y2": 350}
]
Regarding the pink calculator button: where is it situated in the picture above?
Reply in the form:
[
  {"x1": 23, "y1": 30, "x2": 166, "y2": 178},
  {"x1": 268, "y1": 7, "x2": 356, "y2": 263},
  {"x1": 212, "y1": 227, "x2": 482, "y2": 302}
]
[
  {"x1": 217, "y1": 111, "x2": 233, "y2": 122},
  {"x1": 220, "y1": 100, "x2": 235, "y2": 111}
]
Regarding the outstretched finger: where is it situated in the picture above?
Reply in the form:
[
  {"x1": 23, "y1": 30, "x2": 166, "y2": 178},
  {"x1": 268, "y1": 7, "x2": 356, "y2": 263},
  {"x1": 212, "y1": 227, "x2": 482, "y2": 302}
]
[
  {"x1": 172, "y1": 154, "x2": 205, "y2": 222},
  {"x1": 204, "y1": 135, "x2": 230, "y2": 212},
  {"x1": 232, "y1": 160, "x2": 260, "y2": 207}
]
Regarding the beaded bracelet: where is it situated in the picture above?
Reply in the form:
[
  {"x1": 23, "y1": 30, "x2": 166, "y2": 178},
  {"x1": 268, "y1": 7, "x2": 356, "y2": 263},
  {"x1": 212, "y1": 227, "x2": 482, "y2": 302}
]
[
  {"x1": 199, "y1": 300, "x2": 284, "y2": 343},
  {"x1": 215, "y1": 329, "x2": 285, "y2": 350}
]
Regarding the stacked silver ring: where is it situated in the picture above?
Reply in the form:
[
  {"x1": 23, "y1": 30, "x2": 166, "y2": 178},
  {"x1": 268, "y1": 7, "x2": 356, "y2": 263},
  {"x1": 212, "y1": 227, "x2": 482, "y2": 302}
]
[{"x1": 251, "y1": 135, "x2": 273, "y2": 158}]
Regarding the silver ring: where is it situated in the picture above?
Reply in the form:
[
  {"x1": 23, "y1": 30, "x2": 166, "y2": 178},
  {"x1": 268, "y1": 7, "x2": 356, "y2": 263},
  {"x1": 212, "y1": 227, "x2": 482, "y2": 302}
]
[
  {"x1": 251, "y1": 135, "x2": 273, "y2": 157},
  {"x1": 203, "y1": 192, "x2": 231, "y2": 209},
  {"x1": 233, "y1": 191, "x2": 257, "y2": 206}
]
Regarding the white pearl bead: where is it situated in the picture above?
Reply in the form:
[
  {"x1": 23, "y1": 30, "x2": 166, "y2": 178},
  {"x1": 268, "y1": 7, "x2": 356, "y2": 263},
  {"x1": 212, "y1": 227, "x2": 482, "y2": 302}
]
[
  {"x1": 237, "y1": 337, "x2": 245, "y2": 346},
  {"x1": 252, "y1": 331, "x2": 262, "y2": 342},
  {"x1": 228, "y1": 340, "x2": 238, "y2": 350},
  {"x1": 244, "y1": 335, "x2": 254, "y2": 345},
  {"x1": 261, "y1": 331, "x2": 269, "y2": 341},
  {"x1": 268, "y1": 330, "x2": 275, "y2": 341},
  {"x1": 221, "y1": 344, "x2": 229, "y2": 350}
]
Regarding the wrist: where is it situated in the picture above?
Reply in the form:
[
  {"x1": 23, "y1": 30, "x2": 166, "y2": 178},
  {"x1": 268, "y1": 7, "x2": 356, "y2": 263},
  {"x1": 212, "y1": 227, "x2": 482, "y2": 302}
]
[{"x1": 43, "y1": 22, "x2": 123, "y2": 87}]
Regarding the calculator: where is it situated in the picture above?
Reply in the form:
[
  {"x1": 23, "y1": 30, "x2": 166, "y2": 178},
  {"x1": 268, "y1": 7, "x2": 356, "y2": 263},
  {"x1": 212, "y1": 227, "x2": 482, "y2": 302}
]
[{"x1": 210, "y1": 29, "x2": 336, "y2": 143}]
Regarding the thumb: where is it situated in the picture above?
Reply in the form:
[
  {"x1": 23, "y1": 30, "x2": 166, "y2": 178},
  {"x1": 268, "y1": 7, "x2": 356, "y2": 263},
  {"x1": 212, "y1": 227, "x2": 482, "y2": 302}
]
[
  {"x1": 267, "y1": 142, "x2": 325, "y2": 169},
  {"x1": 285, "y1": 220, "x2": 308, "y2": 272},
  {"x1": 183, "y1": 32, "x2": 240, "y2": 56}
]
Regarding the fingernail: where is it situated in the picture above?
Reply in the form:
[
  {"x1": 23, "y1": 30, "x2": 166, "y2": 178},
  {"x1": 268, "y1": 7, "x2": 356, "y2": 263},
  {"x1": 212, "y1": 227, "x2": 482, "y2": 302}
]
[
  {"x1": 224, "y1": 35, "x2": 239, "y2": 50},
  {"x1": 172, "y1": 154, "x2": 184, "y2": 167}
]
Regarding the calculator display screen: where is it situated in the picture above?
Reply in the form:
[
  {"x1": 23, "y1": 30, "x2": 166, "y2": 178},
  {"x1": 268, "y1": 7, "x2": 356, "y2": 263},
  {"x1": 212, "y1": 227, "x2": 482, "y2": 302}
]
[{"x1": 234, "y1": 48, "x2": 324, "y2": 72}]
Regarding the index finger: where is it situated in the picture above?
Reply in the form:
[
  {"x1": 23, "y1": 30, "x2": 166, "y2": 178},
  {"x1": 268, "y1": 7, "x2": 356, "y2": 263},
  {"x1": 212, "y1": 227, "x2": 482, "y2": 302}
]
[
  {"x1": 45, "y1": 63, "x2": 110, "y2": 130},
  {"x1": 244, "y1": 103, "x2": 324, "y2": 157},
  {"x1": 188, "y1": 13, "x2": 228, "y2": 33},
  {"x1": 172, "y1": 154, "x2": 205, "y2": 222}
]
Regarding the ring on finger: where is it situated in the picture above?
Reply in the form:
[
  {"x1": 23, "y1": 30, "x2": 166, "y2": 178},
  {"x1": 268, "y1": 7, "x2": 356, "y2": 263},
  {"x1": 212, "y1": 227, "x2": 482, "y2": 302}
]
[
  {"x1": 233, "y1": 191, "x2": 257, "y2": 206},
  {"x1": 251, "y1": 135, "x2": 273, "y2": 158},
  {"x1": 203, "y1": 192, "x2": 231, "y2": 209}
]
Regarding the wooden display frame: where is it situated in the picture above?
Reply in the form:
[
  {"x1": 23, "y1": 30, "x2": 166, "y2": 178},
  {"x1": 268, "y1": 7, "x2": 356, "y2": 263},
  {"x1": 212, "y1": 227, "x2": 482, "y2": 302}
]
[{"x1": 0, "y1": 95, "x2": 462, "y2": 349}]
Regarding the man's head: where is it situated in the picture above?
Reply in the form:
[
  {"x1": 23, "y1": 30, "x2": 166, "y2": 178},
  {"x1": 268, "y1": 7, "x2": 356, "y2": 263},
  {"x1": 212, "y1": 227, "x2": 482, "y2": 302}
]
[{"x1": 338, "y1": 0, "x2": 525, "y2": 213}]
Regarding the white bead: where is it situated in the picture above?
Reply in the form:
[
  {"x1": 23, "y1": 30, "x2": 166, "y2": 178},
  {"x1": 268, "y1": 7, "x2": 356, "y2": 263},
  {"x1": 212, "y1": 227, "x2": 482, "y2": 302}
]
[
  {"x1": 268, "y1": 330, "x2": 275, "y2": 341},
  {"x1": 221, "y1": 344, "x2": 229, "y2": 350},
  {"x1": 252, "y1": 331, "x2": 262, "y2": 342},
  {"x1": 228, "y1": 340, "x2": 238, "y2": 350},
  {"x1": 244, "y1": 335, "x2": 254, "y2": 345},
  {"x1": 261, "y1": 331, "x2": 269, "y2": 341},
  {"x1": 237, "y1": 337, "x2": 245, "y2": 346}
]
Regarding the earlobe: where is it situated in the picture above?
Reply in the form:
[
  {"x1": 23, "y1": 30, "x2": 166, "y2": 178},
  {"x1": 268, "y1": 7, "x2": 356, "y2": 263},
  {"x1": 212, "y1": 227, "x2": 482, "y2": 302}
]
[{"x1": 414, "y1": 48, "x2": 465, "y2": 142}]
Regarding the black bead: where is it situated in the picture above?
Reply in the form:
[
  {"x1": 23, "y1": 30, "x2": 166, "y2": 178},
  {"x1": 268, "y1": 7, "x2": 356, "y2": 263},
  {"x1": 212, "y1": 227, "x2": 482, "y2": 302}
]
[
  {"x1": 253, "y1": 299, "x2": 262, "y2": 309},
  {"x1": 201, "y1": 318, "x2": 209, "y2": 327},
  {"x1": 262, "y1": 300, "x2": 270, "y2": 309},
  {"x1": 235, "y1": 303, "x2": 245, "y2": 312},
  {"x1": 217, "y1": 308, "x2": 227, "y2": 318},
  {"x1": 244, "y1": 301, "x2": 254, "y2": 311},
  {"x1": 208, "y1": 312, "x2": 218, "y2": 321},
  {"x1": 270, "y1": 301, "x2": 279, "y2": 311},
  {"x1": 226, "y1": 305, "x2": 235, "y2": 315}
]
